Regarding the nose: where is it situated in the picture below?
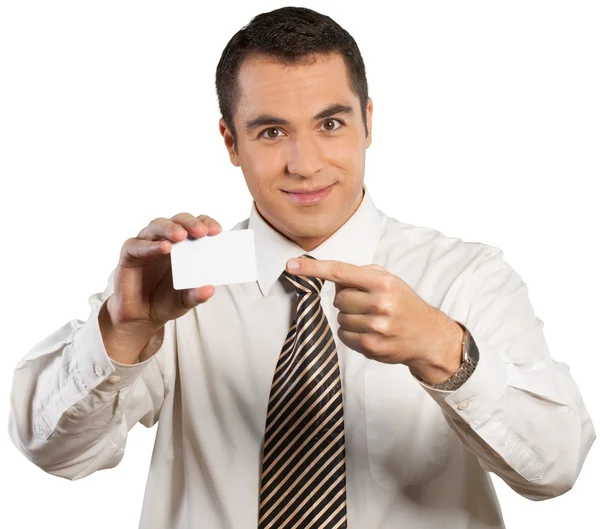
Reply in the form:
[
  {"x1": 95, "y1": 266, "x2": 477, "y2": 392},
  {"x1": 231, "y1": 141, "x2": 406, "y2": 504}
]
[{"x1": 285, "y1": 132, "x2": 325, "y2": 178}]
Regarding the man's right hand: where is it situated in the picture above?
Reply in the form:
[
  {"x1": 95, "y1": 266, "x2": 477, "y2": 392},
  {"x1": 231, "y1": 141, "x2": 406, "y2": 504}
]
[{"x1": 99, "y1": 213, "x2": 222, "y2": 364}]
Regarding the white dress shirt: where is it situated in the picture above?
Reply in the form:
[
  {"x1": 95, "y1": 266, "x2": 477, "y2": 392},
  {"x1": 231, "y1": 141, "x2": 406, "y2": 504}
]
[{"x1": 9, "y1": 183, "x2": 595, "y2": 528}]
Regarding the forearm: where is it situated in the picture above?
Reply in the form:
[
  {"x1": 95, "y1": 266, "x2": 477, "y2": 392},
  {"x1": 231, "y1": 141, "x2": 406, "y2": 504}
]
[
  {"x1": 413, "y1": 249, "x2": 595, "y2": 500},
  {"x1": 433, "y1": 336, "x2": 595, "y2": 500},
  {"x1": 9, "y1": 294, "x2": 165, "y2": 480}
]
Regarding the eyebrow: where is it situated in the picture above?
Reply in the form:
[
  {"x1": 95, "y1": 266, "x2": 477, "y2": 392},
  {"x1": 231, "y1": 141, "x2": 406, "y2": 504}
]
[{"x1": 244, "y1": 103, "x2": 354, "y2": 133}]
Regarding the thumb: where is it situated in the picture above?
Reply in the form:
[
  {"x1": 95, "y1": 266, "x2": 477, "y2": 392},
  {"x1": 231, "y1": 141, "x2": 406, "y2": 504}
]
[{"x1": 182, "y1": 285, "x2": 216, "y2": 309}]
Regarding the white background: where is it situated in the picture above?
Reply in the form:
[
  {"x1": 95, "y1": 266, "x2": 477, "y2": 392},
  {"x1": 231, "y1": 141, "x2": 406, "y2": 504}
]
[{"x1": 1, "y1": 1, "x2": 598, "y2": 527}]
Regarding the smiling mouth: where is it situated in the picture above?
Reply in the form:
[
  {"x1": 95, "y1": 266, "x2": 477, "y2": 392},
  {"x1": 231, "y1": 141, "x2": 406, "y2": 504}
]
[
  {"x1": 284, "y1": 184, "x2": 333, "y2": 194},
  {"x1": 283, "y1": 184, "x2": 335, "y2": 206}
]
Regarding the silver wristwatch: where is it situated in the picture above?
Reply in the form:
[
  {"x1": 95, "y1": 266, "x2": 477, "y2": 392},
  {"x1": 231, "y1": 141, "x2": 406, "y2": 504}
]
[{"x1": 414, "y1": 321, "x2": 479, "y2": 391}]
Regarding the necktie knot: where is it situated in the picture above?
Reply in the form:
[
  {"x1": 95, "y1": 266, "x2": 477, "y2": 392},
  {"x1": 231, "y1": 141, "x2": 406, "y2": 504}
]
[{"x1": 281, "y1": 254, "x2": 324, "y2": 297}]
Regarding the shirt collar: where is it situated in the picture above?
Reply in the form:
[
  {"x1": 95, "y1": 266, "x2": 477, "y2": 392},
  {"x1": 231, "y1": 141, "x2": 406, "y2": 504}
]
[{"x1": 248, "y1": 181, "x2": 385, "y2": 297}]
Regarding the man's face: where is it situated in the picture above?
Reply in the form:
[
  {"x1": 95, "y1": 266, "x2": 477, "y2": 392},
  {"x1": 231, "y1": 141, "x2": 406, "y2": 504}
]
[{"x1": 219, "y1": 52, "x2": 373, "y2": 251}]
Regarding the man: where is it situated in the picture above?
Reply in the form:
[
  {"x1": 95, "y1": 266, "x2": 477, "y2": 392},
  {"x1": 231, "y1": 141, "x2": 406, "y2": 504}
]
[{"x1": 8, "y1": 6, "x2": 595, "y2": 529}]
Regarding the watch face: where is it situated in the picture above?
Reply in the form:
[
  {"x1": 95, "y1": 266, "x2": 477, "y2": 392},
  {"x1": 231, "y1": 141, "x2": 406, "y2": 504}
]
[{"x1": 467, "y1": 333, "x2": 480, "y2": 363}]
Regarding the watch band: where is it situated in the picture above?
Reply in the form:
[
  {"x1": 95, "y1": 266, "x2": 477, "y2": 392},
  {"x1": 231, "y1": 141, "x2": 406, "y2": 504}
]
[{"x1": 414, "y1": 321, "x2": 479, "y2": 391}]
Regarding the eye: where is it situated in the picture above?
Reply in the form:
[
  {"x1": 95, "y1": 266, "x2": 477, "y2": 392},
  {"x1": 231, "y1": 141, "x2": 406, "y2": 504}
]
[
  {"x1": 259, "y1": 127, "x2": 285, "y2": 140},
  {"x1": 321, "y1": 118, "x2": 343, "y2": 132}
]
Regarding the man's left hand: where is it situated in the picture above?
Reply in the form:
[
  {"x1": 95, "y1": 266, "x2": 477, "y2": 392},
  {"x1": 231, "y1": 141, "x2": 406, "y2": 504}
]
[{"x1": 286, "y1": 256, "x2": 464, "y2": 384}]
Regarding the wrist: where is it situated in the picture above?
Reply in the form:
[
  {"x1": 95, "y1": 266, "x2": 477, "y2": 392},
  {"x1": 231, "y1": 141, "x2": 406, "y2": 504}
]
[
  {"x1": 100, "y1": 299, "x2": 164, "y2": 365},
  {"x1": 408, "y1": 318, "x2": 464, "y2": 385},
  {"x1": 106, "y1": 295, "x2": 164, "y2": 336}
]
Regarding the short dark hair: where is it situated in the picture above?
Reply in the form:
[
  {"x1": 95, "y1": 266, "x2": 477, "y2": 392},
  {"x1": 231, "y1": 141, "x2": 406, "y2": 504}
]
[{"x1": 215, "y1": 6, "x2": 369, "y2": 152}]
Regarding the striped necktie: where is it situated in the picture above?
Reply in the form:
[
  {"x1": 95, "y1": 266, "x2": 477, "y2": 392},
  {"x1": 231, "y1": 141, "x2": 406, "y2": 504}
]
[{"x1": 258, "y1": 254, "x2": 348, "y2": 529}]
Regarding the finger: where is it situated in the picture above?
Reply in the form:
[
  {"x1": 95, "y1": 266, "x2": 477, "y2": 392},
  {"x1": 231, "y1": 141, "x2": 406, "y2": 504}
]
[
  {"x1": 137, "y1": 217, "x2": 189, "y2": 242},
  {"x1": 337, "y1": 328, "x2": 371, "y2": 357},
  {"x1": 364, "y1": 264, "x2": 386, "y2": 272},
  {"x1": 338, "y1": 313, "x2": 388, "y2": 335},
  {"x1": 181, "y1": 285, "x2": 215, "y2": 309},
  {"x1": 196, "y1": 214, "x2": 223, "y2": 235},
  {"x1": 288, "y1": 258, "x2": 385, "y2": 291},
  {"x1": 120, "y1": 238, "x2": 171, "y2": 266},
  {"x1": 170, "y1": 213, "x2": 222, "y2": 238},
  {"x1": 332, "y1": 288, "x2": 372, "y2": 314}
]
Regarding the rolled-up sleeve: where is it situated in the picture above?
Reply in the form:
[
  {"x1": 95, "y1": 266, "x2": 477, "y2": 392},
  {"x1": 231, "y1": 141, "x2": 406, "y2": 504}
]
[{"x1": 417, "y1": 249, "x2": 596, "y2": 500}]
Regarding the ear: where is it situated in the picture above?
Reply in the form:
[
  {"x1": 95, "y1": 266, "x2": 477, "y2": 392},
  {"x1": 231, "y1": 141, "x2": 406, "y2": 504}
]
[
  {"x1": 365, "y1": 98, "x2": 373, "y2": 149},
  {"x1": 219, "y1": 118, "x2": 240, "y2": 167}
]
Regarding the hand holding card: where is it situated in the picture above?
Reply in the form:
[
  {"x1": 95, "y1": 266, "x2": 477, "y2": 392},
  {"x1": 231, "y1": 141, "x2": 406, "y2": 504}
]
[
  {"x1": 104, "y1": 213, "x2": 226, "y2": 333},
  {"x1": 100, "y1": 212, "x2": 230, "y2": 365}
]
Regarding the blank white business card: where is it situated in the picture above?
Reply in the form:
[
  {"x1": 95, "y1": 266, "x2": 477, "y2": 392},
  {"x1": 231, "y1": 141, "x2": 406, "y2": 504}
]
[{"x1": 170, "y1": 229, "x2": 257, "y2": 290}]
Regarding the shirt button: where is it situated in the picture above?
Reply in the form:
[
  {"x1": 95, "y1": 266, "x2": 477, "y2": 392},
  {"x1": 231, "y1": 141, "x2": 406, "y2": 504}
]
[
  {"x1": 457, "y1": 400, "x2": 470, "y2": 410},
  {"x1": 35, "y1": 423, "x2": 45, "y2": 437},
  {"x1": 106, "y1": 375, "x2": 121, "y2": 384},
  {"x1": 93, "y1": 362, "x2": 105, "y2": 377}
]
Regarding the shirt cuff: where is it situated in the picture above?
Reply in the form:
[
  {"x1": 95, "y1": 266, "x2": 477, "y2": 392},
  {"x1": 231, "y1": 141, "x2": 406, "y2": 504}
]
[
  {"x1": 415, "y1": 331, "x2": 508, "y2": 428},
  {"x1": 72, "y1": 299, "x2": 161, "y2": 393}
]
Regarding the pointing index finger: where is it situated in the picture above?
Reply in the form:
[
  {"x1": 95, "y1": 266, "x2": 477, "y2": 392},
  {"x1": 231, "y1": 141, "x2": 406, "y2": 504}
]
[{"x1": 286, "y1": 257, "x2": 380, "y2": 291}]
